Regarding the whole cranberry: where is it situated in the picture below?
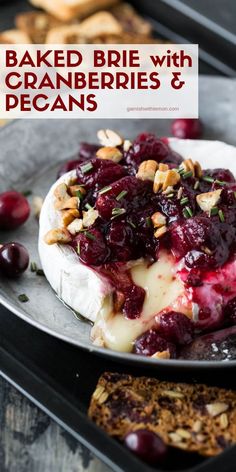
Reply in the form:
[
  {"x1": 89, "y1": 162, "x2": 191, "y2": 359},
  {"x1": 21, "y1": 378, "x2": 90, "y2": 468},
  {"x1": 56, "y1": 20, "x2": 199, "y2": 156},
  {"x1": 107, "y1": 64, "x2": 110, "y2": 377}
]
[
  {"x1": 123, "y1": 285, "x2": 146, "y2": 319},
  {"x1": 57, "y1": 159, "x2": 82, "y2": 178},
  {"x1": 224, "y1": 297, "x2": 236, "y2": 325},
  {"x1": 106, "y1": 220, "x2": 134, "y2": 261},
  {"x1": 157, "y1": 311, "x2": 193, "y2": 345},
  {"x1": 76, "y1": 158, "x2": 126, "y2": 190},
  {"x1": 0, "y1": 191, "x2": 30, "y2": 230},
  {"x1": 124, "y1": 429, "x2": 167, "y2": 465},
  {"x1": 73, "y1": 228, "x2": 109, "y2": 266},
  {"x1": 134, "y1": 329, "x2": 176, "y2": 357},
  {"x1": 171, "y1": 119, "x2": 203, "y2": 139},
  {"x1": 0, "y1": 242, "x2": 29, "y2": 277}
]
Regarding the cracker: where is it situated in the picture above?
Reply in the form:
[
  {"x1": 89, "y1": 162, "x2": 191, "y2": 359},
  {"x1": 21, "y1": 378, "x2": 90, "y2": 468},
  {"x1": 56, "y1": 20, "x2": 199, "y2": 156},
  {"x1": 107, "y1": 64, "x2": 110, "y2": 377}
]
[
  {"x1": 88, "y1": 372, "x2": 236, "y2": 456},
  {"x1": 46, "y1": 11, "x2": 122, "y2": 43},
  {"x1": 15, "y1": 11, "x2": 65, "y2": 43},
  {"x1": 111, "y1": 2, "x2": 152, "y2": 36},
  {"x1": 29, "y1": 0, "x2": 119, "y2": 22},
  {"x1": 0, "y1": 29, "x2": 31, "y2": 44}
]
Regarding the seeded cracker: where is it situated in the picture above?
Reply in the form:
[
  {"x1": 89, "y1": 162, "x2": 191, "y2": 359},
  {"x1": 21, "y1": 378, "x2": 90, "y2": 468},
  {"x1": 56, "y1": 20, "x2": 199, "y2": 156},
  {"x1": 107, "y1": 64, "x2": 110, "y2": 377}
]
[{"x1": 88, "y1": 372, "x2": 236, "y2": 456}]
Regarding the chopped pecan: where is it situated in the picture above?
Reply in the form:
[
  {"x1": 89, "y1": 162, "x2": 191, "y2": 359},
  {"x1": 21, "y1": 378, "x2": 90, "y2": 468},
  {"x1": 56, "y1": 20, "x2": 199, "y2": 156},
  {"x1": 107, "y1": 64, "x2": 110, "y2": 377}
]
[
  {"x1": 83, "y1": 208, "x2": 99, "y2": 227},
  {"x1": 153, "y1": 169, "x2": 180, "y2": 193},
  {"x1": 180, "y1": 159, "x2": 202, "y2": 178},
  {"x1": 96, "y1": 146, "x2": 123, "y2": 163},
  {"x1": 68, "y1": 185, "x2": 86, "y2": 197},
  {"x1": 154, "y1": 226, "x2": 167, "y2": 239},
  {"x1": 67, "y1": 218, "x2": 83, "y2": 235},
  {"x1": 151, "y1": 211, "x2": 166, "y2": 228},
  {"x1": 61, "y1": 209, "x2": 80, "y2": 227},
  {"x1": 97, "y1": 129, "x2": 123, "y2": 147},
  {"x1": 136, "y1": 160, "x2": 158, "y2": 181},
  {"x1": 196, "y1": 189, "x2": 222, "y2": 212},
  {"x1": 44, "y1": 228, "x2": 72, "y2": 245}
]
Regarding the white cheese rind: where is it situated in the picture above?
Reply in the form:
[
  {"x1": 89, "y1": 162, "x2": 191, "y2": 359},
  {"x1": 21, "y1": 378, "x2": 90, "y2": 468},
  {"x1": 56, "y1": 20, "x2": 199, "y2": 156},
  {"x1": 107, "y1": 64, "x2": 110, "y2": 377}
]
[
  {"x1": 39, "y1": 139, "x2": 236, "y2": 348},
  {"x1": 38, "y1": 171, "x2": 111, "y2": 323}
]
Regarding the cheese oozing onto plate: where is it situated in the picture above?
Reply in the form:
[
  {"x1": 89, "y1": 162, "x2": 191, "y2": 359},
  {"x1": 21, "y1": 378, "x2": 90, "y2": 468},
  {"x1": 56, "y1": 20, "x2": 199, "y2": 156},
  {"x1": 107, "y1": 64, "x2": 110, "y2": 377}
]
[{"x1": 39, "y1": 138, "x2": 236, "y2": 352}]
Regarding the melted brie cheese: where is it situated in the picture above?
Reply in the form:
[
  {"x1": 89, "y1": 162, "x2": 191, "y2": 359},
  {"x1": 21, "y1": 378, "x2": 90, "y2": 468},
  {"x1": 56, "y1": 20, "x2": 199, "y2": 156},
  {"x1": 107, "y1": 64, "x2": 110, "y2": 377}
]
[{"x1": 92, "y1": 252, "x2": 184, "y2": 352}]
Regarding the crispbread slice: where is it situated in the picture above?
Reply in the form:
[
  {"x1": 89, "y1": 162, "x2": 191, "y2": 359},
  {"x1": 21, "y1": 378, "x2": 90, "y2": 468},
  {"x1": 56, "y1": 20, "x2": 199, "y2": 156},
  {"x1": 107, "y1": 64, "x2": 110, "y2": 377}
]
[
  {"x1": 29, "y1": 0, "x2": 119, "y2": 21},
  {"x1": 111, "y1": 2, "x2": 152, "y2": 36},
  {"x1": 15, "y1": 11, "x2": 66, "y2": 43},
  {"x1": 46, "y1": 12, "x2": 122, "y2": 43},
  {"x1": 0, "y1": 29, "x2": 31, "y2": 44},
  {"x1": 88, "y1": 372, "x2": 236, "y2": 457}
]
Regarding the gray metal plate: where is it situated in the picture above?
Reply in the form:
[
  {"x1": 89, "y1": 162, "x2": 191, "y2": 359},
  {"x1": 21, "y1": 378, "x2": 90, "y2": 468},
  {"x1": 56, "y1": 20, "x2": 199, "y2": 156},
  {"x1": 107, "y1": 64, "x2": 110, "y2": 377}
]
[{"x1": 0, "y1": 76, "x2": 236, "y2": 369}]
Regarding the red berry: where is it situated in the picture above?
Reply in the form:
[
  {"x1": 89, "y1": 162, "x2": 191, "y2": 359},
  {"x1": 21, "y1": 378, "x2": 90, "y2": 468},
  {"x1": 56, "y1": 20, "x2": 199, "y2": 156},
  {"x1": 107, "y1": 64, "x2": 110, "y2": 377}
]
[
  {"x1": 157, "y1": 311, "x2": 193, "y2": 345},
  {"x1": 76, "y1": 158, "x2": 126, "y2": 190},
  {"x1": 124, "y1": 429, "x2": 167, "y2": 465},
  {"x1": 0, "y1": 191, "x2": 30, "y2": 230},
  {"x1": 171, "y1": 119, "x2": 203, "y2": 139},
  {"x1": 73, "y1": 228, "x2": 109, "y2": 266},
  {"x1": 134, "y1": 329, "x2": 176, "y2": 357},
  {"x1": 0, "y1": 242, "x2": 29, "y2": 277}
]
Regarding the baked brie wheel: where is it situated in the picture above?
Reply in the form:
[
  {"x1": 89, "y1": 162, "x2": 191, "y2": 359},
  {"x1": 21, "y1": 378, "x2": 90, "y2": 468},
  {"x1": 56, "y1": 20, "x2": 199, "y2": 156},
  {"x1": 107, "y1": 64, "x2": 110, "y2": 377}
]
[{"x1": 39, "y1": 132, "x2": 236, "y2": 358}]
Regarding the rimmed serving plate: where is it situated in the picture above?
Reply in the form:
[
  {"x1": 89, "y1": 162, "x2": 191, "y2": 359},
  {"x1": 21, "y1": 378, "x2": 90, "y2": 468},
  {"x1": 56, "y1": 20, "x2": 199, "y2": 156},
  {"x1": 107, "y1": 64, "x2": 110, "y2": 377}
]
[{"x1": 1, "y1": 77, "x2": 236, "y2": 369}]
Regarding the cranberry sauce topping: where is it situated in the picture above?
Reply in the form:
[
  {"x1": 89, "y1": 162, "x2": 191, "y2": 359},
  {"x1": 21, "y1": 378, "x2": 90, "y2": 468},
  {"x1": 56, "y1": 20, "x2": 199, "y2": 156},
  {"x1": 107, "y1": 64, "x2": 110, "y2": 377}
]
[
  {"x1": 62, "y1": 130, "x2": 236, "y2": 335},
  {"x1": 134, "y1": 329, "x2": 176, "y2": 358},
  {"x1": 98, "y1": 263, "x2": 146, "y2": 319}
]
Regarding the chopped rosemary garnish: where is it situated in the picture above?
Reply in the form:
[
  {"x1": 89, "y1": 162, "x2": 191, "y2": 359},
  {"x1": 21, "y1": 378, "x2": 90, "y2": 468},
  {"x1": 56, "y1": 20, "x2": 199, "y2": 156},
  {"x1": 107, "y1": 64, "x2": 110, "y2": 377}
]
[
  {"x1": 203, "y1": 176, "x2": 214, "y2": 183},
  {"x1": 180, "y1": 196, "x2": 189, "y2": 205},
  {"x1": 99, "y1": 185, "x2": 112, "y2": 195},
  {"x1": 215, "y1": 180, "x2": 227, "y2": 186},
  {"x1": 116, "y1": 190, "x2": 128, "y2": 201},
  {"x1": 182, "y1": 170, "x2": 193, "y2": 180},
  {"x1": 30, "y1": 262, "x2": 38, "y2": 272},
  {"x1": 85, "y1": 203, "x2": 93, "y2": 210},
  {"x1": 76, "y1": 190, "x2": 84, "y2": 200},
  {"x1": 128, "y1": 219, "x2": 136, "y2": 229},
  {"x1": 178, "y1": 167, "x2": 185, "y2": 175},
  {"x1": 146, "y1": 216, "x2": 152, "y2": 227},
  {"x1": 77, "y1": 242, "x2": 81, "y2": 254},
  {"x1": 85, "y1": 231, "x2": 96, "y2": 240},
  {"x1": 194, "y1": 180, "x2": 199, "y2": 190},
  {"x1": 18, "y1": 294, "x2": 29, "y2": 303},
  {"x1": 36, "y1": 269, "x2": 45, "y2": 276},
  {"x1": 111, "y1": 207, "x2": 126, "y2": 219},
  {"x1": 183, "y1": 206, "x2": 193, "y2": 218},
  {"x1": 81, "y1": 162, "x2": 93, "y2": 174},
  {"x1": 22, "y1": 190, "x2": 32, "y2": 197},
  {"x1": 218, "y1": 209, "x2": 225, "y2": 222},
  {"x1": 210, "y1": 206, "x2": 218, "y2": 216}
]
